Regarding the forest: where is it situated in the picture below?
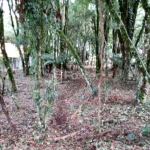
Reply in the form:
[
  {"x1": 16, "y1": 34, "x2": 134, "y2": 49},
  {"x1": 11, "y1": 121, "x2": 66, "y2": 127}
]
[{"x1": 0, "y1": 0, "x2": 150, "y2": 149}]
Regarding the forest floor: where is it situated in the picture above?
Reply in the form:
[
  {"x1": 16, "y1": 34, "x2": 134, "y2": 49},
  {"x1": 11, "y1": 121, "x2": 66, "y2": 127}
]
[{"x1": 0, "y1": 68, "x2": 150, "y2": 150}]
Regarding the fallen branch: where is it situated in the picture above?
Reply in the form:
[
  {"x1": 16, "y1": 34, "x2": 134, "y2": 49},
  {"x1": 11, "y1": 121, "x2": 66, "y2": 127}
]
[
  {"x1": 70, "y1": 96, "x2": 90, "y2": 120},
  {"x1": 85, "y1": 130, "x2": 120, "y2": 141},
  {"x1": 54, "y1": 131, "x2": 79, "y2": 141},
  {"x1": 53, "y1": 129, "x2": 120, "y2": 142}
]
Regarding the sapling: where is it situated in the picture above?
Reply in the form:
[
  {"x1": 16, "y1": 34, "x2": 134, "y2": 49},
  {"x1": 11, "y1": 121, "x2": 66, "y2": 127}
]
[
  {"x1": 32, "y1": 66, "x2": 58, "y2": 130},
  {"x1": 43, "y1": 75, "x2": 58, "y2": 127}
]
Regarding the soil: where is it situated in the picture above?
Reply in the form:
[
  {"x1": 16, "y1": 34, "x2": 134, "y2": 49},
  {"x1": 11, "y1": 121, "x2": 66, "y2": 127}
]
[{"x1": 0, "y1": 68, "x2": 150, "y2": 150}]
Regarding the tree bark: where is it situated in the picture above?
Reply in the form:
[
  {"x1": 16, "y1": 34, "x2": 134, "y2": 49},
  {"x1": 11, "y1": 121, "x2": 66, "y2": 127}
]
[
  {"x1": 0, "y1": 95, "x2": 17, "y2": 134},
  {"x1": 0, "y1": 9, "x2": 17, "y2": 92},
  {"x1": 95, "y1": 0, "x2": 100, "y2": 74},
  {"x1": 136, "y1": 0, "x2": 150, "y2": 103}
]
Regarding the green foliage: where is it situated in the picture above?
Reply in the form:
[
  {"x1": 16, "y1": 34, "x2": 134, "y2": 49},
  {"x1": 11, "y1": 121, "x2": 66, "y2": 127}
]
[
  {"x1": 42, "y1": 53, "x2": 54, "y2": 62},
  {"x1": 42, "y1": 52, "x2": 71, "y2": 64},
  {"x1": 33, "y1": 88, "x2": 42, "y2": 110},
  {"x1": 43, "y1": 79, "x2": 58, "y2": 125},
  {"x1": 32, "y1": 78, "x2": 58, "y2": 129},
  {"x1": 141, "y1": 126, "x2": 150, "y2": 136}
]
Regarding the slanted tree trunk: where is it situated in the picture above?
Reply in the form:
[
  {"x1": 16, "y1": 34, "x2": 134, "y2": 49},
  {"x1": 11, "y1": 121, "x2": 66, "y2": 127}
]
[
  {"x1": 57, "y1": 29, "x2": 96, "y2": 95},
  {"x1": 7, "y1": 0, "x2": 30, "y2": 76},
  {"x1": 0, "y1": 69, "x2": 17, "y2": 134},
  {"x1": 0, "y1": 95, "x2": 17, "y2": 133},
  {"x1": 0, "y1": 8, "x2": 17, "y2": 92},
  {"x1": 101, "y1": 0, "x2": 150, "y2": 103},
  {"x1": 136, "y1": 0, "x2": 150, "y2": 103}
]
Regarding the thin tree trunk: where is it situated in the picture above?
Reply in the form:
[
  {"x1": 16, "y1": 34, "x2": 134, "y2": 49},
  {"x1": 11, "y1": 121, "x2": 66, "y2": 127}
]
[
  {"x1": 0, "y1": 69, "x2": 17, "y2": 134},
  {"x1": 17, "y1": 44, "x2": 25, "y2": 73},
  {"x1": 0, "y1": 8, "x2": 17, "y2": 92},
  {"x1": 98, "y1": 0, "x2": 105, "y2": 133},
  {"x1": 104, "y1": 12, "x2": 110, "y2": 76},
  {"x1": 34, "y1": 37, "x2": 44, "y2": 127},
  {"x1": 0, "y1": 95, "x2": 17, "y2": 134},
  {"x1": 94, "y1": 0, "x2": 100, "y2": 74}
]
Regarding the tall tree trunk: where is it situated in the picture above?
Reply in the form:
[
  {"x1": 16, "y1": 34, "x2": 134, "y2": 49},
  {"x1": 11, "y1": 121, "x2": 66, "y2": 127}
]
[
  {"x1": 118, "y1": 0, "x2": 130, "y2": 81},
  {"x1": 108, "y1": 0, "x2": 140, "y2": 80},
  {"x1": 0, "y1": 8, "x2": 17, "y2": 92},
  {"x1": 136, "y1": 0, "x2": 150, "y2": 103},
  {"x1": 23, "y1": 29, "x2": 30, "y2": 76},
  {"x1": 97, "y1": 0, "x2": 105, "y2": 133},
  {"x1": 34, "y1": 37, "x2": 44, "y2": 127},
  {"x1": 59, "y1": 0, "x2": 69, "y2": 69},
  {"x1": 102, "y1": 0, "x2": 150, "y2": 103},
  {"x1": 104, "y1": 12, "x2": 110, "y2": 76},
  {"x1": 7, "y1": 0, "x2": 30, "y2": 76},
  {"x1": 95, "y1": 0, "x2": 100, "y2": 74}
]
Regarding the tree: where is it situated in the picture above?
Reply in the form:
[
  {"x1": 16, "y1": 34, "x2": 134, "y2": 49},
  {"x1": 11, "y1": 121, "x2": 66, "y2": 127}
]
[
  {"x1": 136, "y1": 0, "x2": 150, "y2": 103},
  {"x1": 94, "y1": 0, "x2": 100, "y2": 74},
  {"x1": 57, "y1": 29, "x2": 96, "y2": 95},
  {"x1": 0, "y1": 6, "x2": 17, "y2": 92},
  {"x1": 0, "y1": 69, "x2": 17, "y2": 134},
  {"x1": 101, "y1": 0, "x2": 150, "y2": 103},
  {"x1": 7, "y1": 0, "x2": 31, "y2": 76}
]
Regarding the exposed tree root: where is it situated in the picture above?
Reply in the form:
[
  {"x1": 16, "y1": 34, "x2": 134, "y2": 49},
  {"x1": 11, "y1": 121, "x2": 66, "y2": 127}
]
[{"x1": 70, "y1": 96, "x2": 90, "y2": 120}]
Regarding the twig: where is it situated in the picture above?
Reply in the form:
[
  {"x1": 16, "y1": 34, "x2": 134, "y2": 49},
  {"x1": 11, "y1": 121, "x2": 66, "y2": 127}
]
[
  {"x1": 145, "y1": 140, "x2": 150, "y2": 145},
  {"x1": 54, "y1": 131, "x2": 79, "y2": 141},
  {"x1": 70, "y1": 96, "x2": 90, "y2": 119}
]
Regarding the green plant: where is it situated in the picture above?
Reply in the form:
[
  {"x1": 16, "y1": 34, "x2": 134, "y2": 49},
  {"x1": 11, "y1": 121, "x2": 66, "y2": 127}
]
[
  {"x1": 141, "y1": 126, "x2": 150, "y2": 136},
  {"x1": 43, "y1": 79, "x2": 58, "y2": 126},
  {"x1": 32, "y1": 73, "x2": 58, "y2": 130}
]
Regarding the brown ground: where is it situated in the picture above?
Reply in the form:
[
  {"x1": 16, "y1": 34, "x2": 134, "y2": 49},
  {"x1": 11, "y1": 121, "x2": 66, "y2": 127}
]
[{"x1": 0, "y1": 68, "x2": 150, "y2": 150}]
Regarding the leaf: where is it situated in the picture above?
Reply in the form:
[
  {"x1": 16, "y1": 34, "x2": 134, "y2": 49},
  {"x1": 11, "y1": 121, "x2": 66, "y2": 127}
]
[
  {"x1": 141, "y1": 126, "x2": 150, "y2": 136},
  {"x1": 127, "y1": 133, "x2": 135, "y2": 141}
]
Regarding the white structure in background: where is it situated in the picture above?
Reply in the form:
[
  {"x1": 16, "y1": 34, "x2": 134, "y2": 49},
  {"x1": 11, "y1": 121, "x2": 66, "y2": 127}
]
[{"x1": 0, "y1": 43, "x2": 23, "y2": 71}]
